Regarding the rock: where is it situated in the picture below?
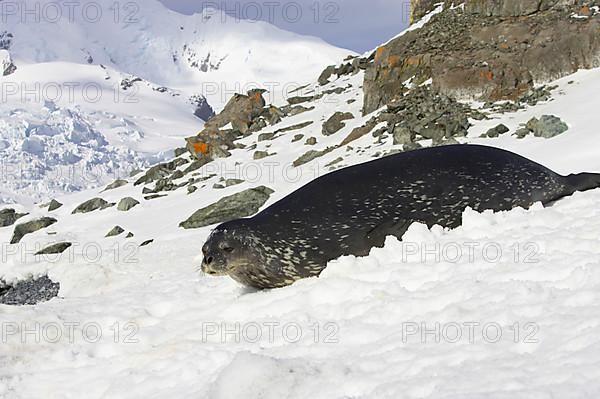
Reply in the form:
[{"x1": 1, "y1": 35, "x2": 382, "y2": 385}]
[
  {"x1": 393, "y1": 126, "x2": 416, "y2": 145},
  {"x1": 11, "y1": 217, "x2": 58, "y2": 244},
  {"x1": 103, "y1": 179, "x2": 128, "y2": 191},
  {"x1": 287, "y1": 105, "x2": 315, "y2": 116},
  {"x1": 47, "y1": 200, "x2": 63, "y2": 212},
  {"x1": 140, "y1": 239, "x2": 154, "y2": 247},
  {"x1": 514, "y1": 127, "x2": 531, "y2": 139},
  {"x1": 363, "y1": 2, "x2": 600, "y2": 113},
  {"x1": 318, "y1": 65, "x2": 336, "y2": 85},
  {"x1": 293, "y1": 147, "x2": 335, "y2": 167},
  {"x1": 35, "y1": 242, "x2": 72, "y2": 256},
  {"x1": 258, "y1": 132, "x2": 276, "y2": 142},
  {"x1": 126, "y1": 232, "x2": 134, "y2": 238},
  {"x1": 204, "y1": 89, "x2": 266, "y2": 131},
  {"x1": 144, "y1": 194, "x2": 167, "y2": 201},
  {"x1": 325, "y1": 157, "x2": 344, "y2": 168},
  {"x1": 404, "y1": 142, "x2": 424, "y2": 152},
  {"x1": 253, "y1": 151, "x2": 272, "y2": 160},
  {"x1": 483, "y1": 124, "x2": 510, "y2": 138},
  {"x1": 305, "y1": 137, "x2": 317, "y2": 146},
  {"x1": 0, "y1": 276, "x2": 60, "y2": 306},
  {"x1": 341, "y1": 118, "x2": 379, "y2": 146},
  {"x1": 292, "y1": 134, "x2": 304, "y2": 143},
  {"x1": 72, "y1": 198, "x2": 114, "y2": 214},
  {"x1": 464, "y1": 0, "x2": 559, "y2": 17},
  {"x1": 117, "y1": 197, "x2": 140, "y2": 212},
  {"x1": 174, "y1": 147, "x2": 188, "y2": 157},
  {"x1": 188, "y1": 185, "x2": 198, "y2": 195},
  {"x1": 275, "y1": 121, "x2": 313, "y2": 134},
  {"x1": 183, "y1": 158, "x2": 212, "y2": 174},
  {"x1": 287, "y1": 96, "x2": 313, "y2": 105},
  {"x1": 134, "y1": 158, "x2": 189, "y2": 186},
  {"x1": 225, "y1": 179, "x2": 244, "y2": 187},
  {"x1": 213, "y1": 183, "x2": 225, "y2": 189},
  {"x1": 322, "y1": 112, "x2": 355, "y2": 136},
  {"x1": 0, "y1": 208, "x2": 27, "y2": 227},
  {"x1": 179, "y1": 186, "x2": 274, "y2": 229},
  {"x1": 249, "y1": 118, "x2": 268, "y2": 133},
  {"x1": 529, "y1": 115, "x2": 569, "y2": 138},
  {"x1": 106, "y1": 226, "x2": 125, "y2": 237}
]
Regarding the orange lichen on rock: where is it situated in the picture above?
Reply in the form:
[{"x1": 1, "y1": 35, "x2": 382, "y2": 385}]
[
  {"x1": 480, "y1": 70, "x2": 493, "y2": 81},
  {"x1": 375, "y1": 46, "x2": 386, "y2": 62},
  {"x1": 388, "y1": 55, "x2": 402, "y2": 68},
  {"x1": 192, "y1": 142, "x2": 209, "y2": 155}
]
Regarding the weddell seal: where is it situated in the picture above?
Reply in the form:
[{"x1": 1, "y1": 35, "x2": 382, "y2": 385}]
[{"x1": 201, "y1": 144, "x2": 600, "y2": 289}]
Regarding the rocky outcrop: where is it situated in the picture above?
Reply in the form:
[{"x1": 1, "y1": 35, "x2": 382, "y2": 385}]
[
  {"x1": 322, "y1": 112, "x2": 354, "y2": 136},
  {"x1": 364, "y1": 1, "x2": 600, "y2": 114},
  {"x1": 525, "y1": 115, "x2": 569, "y2": 138},
  {"x1": 36, "y1": 242, "x2": 72, "y2": 256},
  {"x1": 179, "y1": 186, "x2": 274, "y2": 229},
  {"x1": 0, "y1": 208, "x2": 27, "y2": 227},
  {"x1": 0, "y1": 276, "x2": 60, "y2": 306},
  {"x1": 106, "y1": 226, "x2": 125, "y2": 237},
  {"x1": 103, "y1": 179, "x2": 128, "y2": 191},
  {"x1": 11, "y1": 217, "x2": 58, "y2": 244},
  {"x1": 117, "y1": 197, "x2": 140, "y2": 212},
  {"x1": 72, "y1": 198, "x2": 114, "y2": 214},
  {"x1": 185, "y1": 89, "x2": 288, "y2": 162},
  {"x1": 47, "y1": 199, "x2": 63, "y2": 212}
]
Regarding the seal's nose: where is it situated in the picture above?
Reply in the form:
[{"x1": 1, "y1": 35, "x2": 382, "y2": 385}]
[{"x1": 201, "y1": 253, "x2": 227, "y2": 276}]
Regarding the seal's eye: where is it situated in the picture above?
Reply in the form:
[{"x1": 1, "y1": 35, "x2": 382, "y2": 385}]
[{"x1": 219, "y1": 243, "x2": 234, "y2": 253}]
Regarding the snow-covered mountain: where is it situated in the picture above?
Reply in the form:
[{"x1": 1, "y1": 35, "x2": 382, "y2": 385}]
[
  {"x1": 2, "y1": 2, "x2": 600, "y2": 398},
  {"x1": 0, "y1": 0, "x2": 351, "y2": 204}
]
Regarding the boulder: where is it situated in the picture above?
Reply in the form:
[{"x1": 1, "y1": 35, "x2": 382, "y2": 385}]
[
  {"x1": 292, "y1": 134, "x2": 304, "y2": 143},
  {"x1": 529, "y1": 115, "x2": 569, "y2": 138},
  {"x1": 103, "y1": 179, "x2": 128, "y2": 191},
  {"x1": 253, "y1": 151, "x2": 272, "y2": 160},
  {"x1": 106, "y1": 226, "x2": 125, "y2": 237},
  {"x1": 318, "y1": 65, "x2": 336, "y2": 85},
  {"x1": 134, "y1": 158, "x2": 189, "y2": 186},
  {"x1": 0, "y1": 208, "x2": 27, "y2": 227},
  {"x1": 35, "y1": 242, "x2": 72, "y2": 256},
  {"x1": 72, "y1": 198, "x2": 114, "y2": 214},
  {"x1": 11, "y1": 217, "x2": 58, "y2": 244},
  {"x1": 179, "y1": 186, "x2": 274, "y2": 229},
  {"x1": 322, "y1": 112, "x2": 355, "y2": 136},
  {"x1": 117, "y1": 197, "x2": 140, "y2": 212},
  {"x1": 293, "y1": 147, "x2": 335, "y2": 167},
  {"x1": 483, "y1": 124, "x2": 510, "y2": 138},
  {"x1": 47, "y1": 199, "x2": 63, "y2": 212}
]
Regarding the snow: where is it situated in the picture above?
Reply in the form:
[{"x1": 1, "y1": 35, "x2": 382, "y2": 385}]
[
  {"x1": 2, "y1": 12, "x2": 600, "y2": 397},
  {"x1": 0, "y1": 0, "x2": 350, "y2": 204}
]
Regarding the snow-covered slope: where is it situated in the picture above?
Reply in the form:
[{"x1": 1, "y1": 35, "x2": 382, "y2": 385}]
[
  {"x1": 0, "y1": 0, "x2": 351, "y2": 204},
  {"x1": 2, "y1": 46, "x2": 600, "y2": 398},
  {"x1": 2, "y1": 0, "x2": 351, "y2": 106}
]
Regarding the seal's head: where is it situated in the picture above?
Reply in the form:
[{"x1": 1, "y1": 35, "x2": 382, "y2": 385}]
[
  {"x1": 201, "y1": 219, "x2": 258, "y2": 276},
  {"x1": 200, "y1": 218, "x2": 304, "y2": 289}
]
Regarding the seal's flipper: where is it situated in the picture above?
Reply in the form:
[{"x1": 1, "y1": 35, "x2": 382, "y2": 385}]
[
  {"x1": 565, "y1": 173, "x2": 600, "y2": 194},
  {"x1": 366, "y1": 218, "x2": 412, "y2": 249}
]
